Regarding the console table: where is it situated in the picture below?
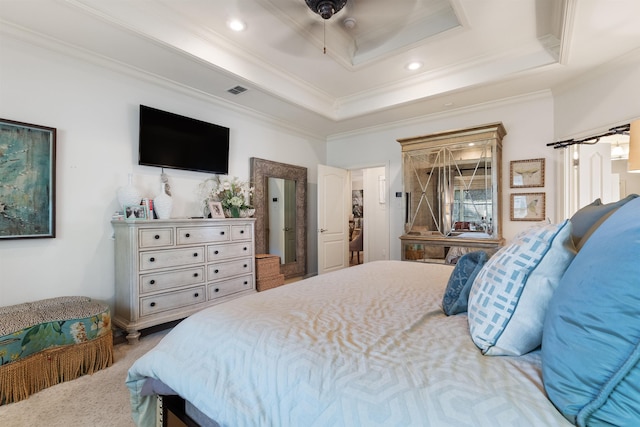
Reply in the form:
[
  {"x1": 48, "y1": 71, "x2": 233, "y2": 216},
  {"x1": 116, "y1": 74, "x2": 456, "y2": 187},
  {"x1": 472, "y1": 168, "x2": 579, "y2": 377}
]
[{"x1": 112, "y1": 218, "x2": 256, "y2": 343}]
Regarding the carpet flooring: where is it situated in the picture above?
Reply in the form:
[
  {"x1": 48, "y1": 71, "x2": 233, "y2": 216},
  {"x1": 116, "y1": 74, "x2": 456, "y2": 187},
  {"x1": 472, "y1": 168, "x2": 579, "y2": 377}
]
[{"x1": 0, "y1": 329, "x2": 168, "y2": 427}]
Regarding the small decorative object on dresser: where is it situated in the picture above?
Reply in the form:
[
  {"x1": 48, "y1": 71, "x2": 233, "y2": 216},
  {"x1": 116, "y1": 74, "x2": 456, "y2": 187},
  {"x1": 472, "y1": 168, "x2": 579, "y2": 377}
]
[
  {"x1": 111, "y1": 218, "x2": 256, "y2": 343},
  {"x1": 200, "y1": 175, "x2": 254, "y2": 218},
  {"x1": 117, "y1": 173, "x2": 142, "y2": 209},
  {"x1": 154, "y1": 183, "x2": 173, "y2": 219}
]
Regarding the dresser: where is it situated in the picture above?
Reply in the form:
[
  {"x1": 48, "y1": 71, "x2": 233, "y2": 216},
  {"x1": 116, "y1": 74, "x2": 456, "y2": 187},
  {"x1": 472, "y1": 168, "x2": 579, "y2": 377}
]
[
  {"x1": 398, "y1": 123, "x2": 506, "y2": 264},
  {"x1": 112, "y1": 218, "x2": 256, "y2": 343}
]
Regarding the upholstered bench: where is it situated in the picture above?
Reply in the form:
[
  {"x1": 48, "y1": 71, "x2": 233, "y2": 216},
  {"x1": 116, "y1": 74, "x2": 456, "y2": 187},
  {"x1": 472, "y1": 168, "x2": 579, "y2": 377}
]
[{"x1": 0, "y1": 296, "x2": 113, "y2": 404}]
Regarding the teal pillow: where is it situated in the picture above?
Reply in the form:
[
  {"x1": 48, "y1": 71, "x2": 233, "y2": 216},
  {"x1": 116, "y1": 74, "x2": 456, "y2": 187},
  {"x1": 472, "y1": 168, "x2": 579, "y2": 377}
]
[
  {"x1": 467, "y1": 220, "x2": 575, "y2": 356},
  {"x1": 442, "y1": 251, "x2": 488, "y2": 315},
  {"x1": 542, "y1": 196, "x2": 640, "y2": 426},
  {"x1": 570, "y1": 194, "x2": 638, "y2": 247}
]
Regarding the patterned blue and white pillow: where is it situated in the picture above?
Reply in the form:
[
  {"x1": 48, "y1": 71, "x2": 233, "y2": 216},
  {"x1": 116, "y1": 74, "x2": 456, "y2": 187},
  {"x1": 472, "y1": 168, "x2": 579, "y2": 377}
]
[{"x1": 467, "y1": 220, "x2": 576, "y2": 356}]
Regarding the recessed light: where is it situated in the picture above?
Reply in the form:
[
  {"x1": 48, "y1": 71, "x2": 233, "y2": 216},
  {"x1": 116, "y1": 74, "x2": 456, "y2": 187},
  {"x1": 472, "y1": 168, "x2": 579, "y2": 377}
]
[
  {"x1": 228, "y1": 19, "x2": 246, "y2": 32},
  {"x1": 406, "y1": 61, "x2": 423, "y2": 71}
]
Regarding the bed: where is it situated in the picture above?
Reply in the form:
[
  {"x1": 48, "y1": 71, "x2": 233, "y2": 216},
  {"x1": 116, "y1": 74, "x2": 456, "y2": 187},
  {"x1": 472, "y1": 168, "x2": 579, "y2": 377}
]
[{"x1": 127, "y1": 195, "x2": 640, "y2": 427}]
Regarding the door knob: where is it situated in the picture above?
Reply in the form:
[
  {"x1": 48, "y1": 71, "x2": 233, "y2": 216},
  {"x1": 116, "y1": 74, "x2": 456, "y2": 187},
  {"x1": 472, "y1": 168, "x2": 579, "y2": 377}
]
[{"x1": 319, "y1": 228, "x2": 328, "y2": 233}]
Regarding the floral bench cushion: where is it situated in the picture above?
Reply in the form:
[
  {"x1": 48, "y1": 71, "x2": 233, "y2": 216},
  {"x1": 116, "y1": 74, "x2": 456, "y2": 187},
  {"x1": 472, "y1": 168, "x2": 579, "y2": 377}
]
[
  {"x1": 0, "y1": 296, "x2": 113, "y2": 404},
  {"x1": 0, "y1": 296, "x2": 111, "y2": 365}
]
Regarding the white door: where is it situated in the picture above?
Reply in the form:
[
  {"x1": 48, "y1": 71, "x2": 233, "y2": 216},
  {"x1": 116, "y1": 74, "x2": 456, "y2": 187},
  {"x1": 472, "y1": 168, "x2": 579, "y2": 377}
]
[
  {"x1": 318, "y1": 165, "x2": 350, "y2": 275},
  {"x1": 578, "y1": 143, "x2": 618, "y2": 206}
]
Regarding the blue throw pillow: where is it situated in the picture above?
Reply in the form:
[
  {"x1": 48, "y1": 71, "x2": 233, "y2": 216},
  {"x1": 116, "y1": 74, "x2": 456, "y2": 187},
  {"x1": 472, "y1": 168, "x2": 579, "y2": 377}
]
[
  {"x1": 442, "y1": 251, "x2": 488, "y2": 315},
  {"x1": 542, "y1": 197, "x2": 640, "y2": 426},
  {"x1": 467, "y1": 220, "x2": 575, "y2": 356}
]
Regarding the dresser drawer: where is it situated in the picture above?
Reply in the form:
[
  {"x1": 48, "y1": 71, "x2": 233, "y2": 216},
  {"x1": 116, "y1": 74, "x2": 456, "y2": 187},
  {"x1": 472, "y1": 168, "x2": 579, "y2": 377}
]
[
  {"x1": 231, "y1": 224, "x2": 253, "y2": 241},
  {"x1": 208, "y1": 274, "x2": 253, "y2": 300},
  {"x1": 139, "y1": 228, "x2": 174, "y2": 248},
  {"x1": 208, "y1": 258, "x2": 253, "y2": 281},
  {"x1": 207, "y1": 242, "x2": 253, "y2": 261},
  {"x1": 177, "y1": 226, "x2": 229, "y2": 245},
  {"x1": 139, "y1": 266, "x2": 205, "y2": 294},
  {"x1": 139, "y1": 286, "x2": 206, "y2": 316},
  {"x1": 139, "y1": 247, "x2": 205, "y2": 271}
]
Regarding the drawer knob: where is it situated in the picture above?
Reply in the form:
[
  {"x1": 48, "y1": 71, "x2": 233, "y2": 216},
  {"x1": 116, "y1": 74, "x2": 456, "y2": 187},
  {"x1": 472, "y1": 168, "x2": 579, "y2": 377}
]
[
  {"x1": 214, "y1": 250, "x2": 219, "y2": 255},
  {"x1": 243, "y1": 264, "x2": 248, "y2": 268},
  {"x1": 149, "y1": 257, "x2": 155, "y2": 262},
  {"x1": 154, "y1": 235, "x2": 160, "y2": 239},
  {"x1": 150, "y1": 279, "x2": 156, "y2": 285},
  {"x1": 193, "y1": 252, "x2": 198, "y2": 257},
  {"x1": 193, "y1": 273, "x2": 198, "y2": 277},
  {"x1": 194, "y1": 292, "x2": 199, "y2": 298},
  {"x1": 185, "y1": 233, "x2": 191, "y2": 238},
  {"x1": 240, "y1": 230, "x2": 244, "y2": 234},
  {"x1": 150, "y1": 302, "x2": 156, "y2": 307},
  {"x1": 244, "y1": 281, "x2": 248, "y2": 285},
  {"x1": 220, "y1": 231, "x2": 225, "y2": 235},
  {"x1": 214, "y1": 288, "x2": 220, "y2": 293},
  {"x1": 243, "y1": 247, "x2": 247, "y2": 251},
  {"x1": 214, "y1": 269, "x2": 219, "y2": 274}
]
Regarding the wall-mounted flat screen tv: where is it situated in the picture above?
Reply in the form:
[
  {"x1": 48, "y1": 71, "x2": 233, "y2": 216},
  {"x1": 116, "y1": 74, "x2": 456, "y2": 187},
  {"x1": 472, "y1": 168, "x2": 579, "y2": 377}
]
[{"x1": 138, "y1": 105, "x2": 229, "y2": 174}]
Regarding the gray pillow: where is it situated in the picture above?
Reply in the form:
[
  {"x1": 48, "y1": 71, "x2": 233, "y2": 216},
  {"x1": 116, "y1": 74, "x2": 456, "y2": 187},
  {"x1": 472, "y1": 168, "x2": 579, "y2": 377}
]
[{"x1": 569, "y1": 194, "x2": 638, "y2": 247}]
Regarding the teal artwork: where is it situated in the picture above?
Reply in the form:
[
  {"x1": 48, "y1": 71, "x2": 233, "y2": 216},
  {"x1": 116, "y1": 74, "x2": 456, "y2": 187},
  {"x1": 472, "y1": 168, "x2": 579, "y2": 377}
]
[{"x1": 0, "y1": 119, "x2": 56, "y2": 239}]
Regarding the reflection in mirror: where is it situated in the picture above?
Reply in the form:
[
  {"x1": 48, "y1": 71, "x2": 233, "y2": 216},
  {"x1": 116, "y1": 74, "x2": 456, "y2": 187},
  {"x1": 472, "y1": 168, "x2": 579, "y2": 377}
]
[
  {"x1": 251, "y1": 158, "x2": 307, "y2": 279},
  {"x1": 267, "y1": 177, "x2": 296, "y2": 264},
  {"x1": 405, "y1": 141, "x2": 495, "y2": 237}
]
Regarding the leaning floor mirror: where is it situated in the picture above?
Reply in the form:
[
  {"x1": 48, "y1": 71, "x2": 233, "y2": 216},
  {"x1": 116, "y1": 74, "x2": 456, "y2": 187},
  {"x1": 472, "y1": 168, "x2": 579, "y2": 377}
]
[{"x1": 251, "y1": 157, "x2": 307, "y2": 279}]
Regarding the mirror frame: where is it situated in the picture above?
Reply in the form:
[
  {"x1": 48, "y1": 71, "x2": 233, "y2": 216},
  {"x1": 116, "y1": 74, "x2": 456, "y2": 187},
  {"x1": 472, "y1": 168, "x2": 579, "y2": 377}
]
[
  {"x1": 398, "y1": 122, "x2": 505, "y2": 241},
  {"x1": 251, "y1": 157, "x2": 307, "y2": 279}
]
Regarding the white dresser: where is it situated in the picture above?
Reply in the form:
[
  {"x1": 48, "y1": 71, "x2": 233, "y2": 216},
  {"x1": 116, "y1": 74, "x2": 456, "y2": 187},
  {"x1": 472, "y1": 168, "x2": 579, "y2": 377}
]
[{"x1": 112, "y1": 218, "x2": 256, "y2": 343}]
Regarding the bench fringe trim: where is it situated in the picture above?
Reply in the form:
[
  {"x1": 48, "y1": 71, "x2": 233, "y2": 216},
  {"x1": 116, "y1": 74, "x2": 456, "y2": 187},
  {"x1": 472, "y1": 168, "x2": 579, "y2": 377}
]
[{"x1": 0, "y1": 330, "x2": 113, "y2": 405}]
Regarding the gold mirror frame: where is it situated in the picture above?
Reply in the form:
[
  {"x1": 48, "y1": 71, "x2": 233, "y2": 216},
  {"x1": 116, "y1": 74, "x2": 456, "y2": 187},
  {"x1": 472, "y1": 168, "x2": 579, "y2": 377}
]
[{"x1": 251, "y1": 158, "x2": 307, "y2": 279}]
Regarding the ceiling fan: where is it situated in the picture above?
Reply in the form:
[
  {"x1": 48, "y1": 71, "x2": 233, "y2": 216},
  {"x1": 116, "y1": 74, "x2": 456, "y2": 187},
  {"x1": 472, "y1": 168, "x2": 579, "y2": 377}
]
[{"x1": 304, "y1": 0, "x2": 348, "y2": 20}]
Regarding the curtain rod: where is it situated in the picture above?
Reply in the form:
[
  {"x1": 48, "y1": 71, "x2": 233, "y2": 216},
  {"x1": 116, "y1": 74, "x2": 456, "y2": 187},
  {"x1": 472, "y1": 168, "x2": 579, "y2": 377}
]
[{"x1": 547, "y1": 124, "x2": 630, "y2": 149}]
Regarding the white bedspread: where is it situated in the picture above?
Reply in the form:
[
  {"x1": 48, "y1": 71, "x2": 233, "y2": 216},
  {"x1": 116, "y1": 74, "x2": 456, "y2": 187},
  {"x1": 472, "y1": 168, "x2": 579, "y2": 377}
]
[{"x1": 127, "y1": 260, "x2": 571, "y2": 427}]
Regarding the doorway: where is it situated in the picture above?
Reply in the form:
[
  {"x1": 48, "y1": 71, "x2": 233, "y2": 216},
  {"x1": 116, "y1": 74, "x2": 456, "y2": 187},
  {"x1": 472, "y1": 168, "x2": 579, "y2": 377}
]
[
  {"x1": 317, "y1": 164, "x2": 389, "y2": 275},
  {"x1": 348, "y1": 165, "x2": 388, "y2": 266}
]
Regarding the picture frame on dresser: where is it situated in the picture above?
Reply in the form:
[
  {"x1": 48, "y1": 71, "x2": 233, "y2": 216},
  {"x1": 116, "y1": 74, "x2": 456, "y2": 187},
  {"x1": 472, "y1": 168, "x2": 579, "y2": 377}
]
[
  {"x1": 124, "y1": 205, "x2": 147, "y2": 220},
  {"x1": 208, "y1": 201, "x2": 225, "y2": 219},
  {"x1": 0, "y1": 118, "x2": 56, "y2": 239}
]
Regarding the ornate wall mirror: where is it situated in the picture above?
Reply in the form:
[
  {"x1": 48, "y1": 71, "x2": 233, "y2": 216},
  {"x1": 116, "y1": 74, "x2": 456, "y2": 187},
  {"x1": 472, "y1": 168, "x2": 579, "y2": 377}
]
[
  {"x1": 251, "y1": 158, "x2": 307, "y2": 278},
  {"x1": 397, "y1": 123, "x2": 506, "y2": 263}
]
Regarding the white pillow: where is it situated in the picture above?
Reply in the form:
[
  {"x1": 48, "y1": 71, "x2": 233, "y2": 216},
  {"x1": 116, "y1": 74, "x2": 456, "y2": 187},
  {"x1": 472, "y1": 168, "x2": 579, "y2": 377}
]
[{"x1": 467, "y1": 220, "x2": 576, "y2": 356}]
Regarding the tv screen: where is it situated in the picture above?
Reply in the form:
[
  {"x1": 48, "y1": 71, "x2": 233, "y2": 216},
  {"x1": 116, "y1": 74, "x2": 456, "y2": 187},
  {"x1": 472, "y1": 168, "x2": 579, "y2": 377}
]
[{"x1": 138, "y1": 105, "x2": 229, "y2": 174}]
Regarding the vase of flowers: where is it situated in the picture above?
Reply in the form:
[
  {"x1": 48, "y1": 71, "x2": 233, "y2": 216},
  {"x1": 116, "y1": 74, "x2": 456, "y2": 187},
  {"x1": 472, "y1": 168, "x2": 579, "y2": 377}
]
[{"x1": 200, "y1": 175, "x2": 254, "y2": 218}]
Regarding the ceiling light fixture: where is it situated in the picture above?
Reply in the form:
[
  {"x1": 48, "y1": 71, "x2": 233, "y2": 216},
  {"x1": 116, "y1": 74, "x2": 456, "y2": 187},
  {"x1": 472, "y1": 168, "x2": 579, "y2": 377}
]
[
  {"x1": 406, "y1": 61, "x2": 423, "y2": 71},
  {"x1": 227, "y1": 19, "x2": 246, "y2": 32},
  {"x1": 305, "y1": 0, "x2": 347, "y2": 20}
]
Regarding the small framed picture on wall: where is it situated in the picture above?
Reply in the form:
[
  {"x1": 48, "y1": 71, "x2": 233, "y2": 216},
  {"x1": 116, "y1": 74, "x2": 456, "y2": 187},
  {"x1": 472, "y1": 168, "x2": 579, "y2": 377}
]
[
  {"x1": 510, "y1": 158, "x2": 545, "y2": 188},
  {"x1": 510, "y1": 193, "x2": 545, "y2": 221}
]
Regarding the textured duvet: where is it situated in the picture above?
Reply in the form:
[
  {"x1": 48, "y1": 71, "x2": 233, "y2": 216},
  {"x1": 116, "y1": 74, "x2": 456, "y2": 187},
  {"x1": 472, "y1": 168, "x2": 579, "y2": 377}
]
[{"x1": 127, "y1": 260, "x2": 570, "y2": 427}]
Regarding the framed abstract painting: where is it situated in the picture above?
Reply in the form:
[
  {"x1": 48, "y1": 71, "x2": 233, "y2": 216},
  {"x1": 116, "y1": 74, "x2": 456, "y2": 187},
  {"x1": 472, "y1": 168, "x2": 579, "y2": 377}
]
[{"x1": 0, "y1": 118, "x2": 56, "y2": 239}]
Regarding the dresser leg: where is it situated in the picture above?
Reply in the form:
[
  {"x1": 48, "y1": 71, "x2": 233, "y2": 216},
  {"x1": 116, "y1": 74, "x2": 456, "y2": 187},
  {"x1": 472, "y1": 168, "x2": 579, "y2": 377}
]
[{"x1": 125, "y1": 329, "x2": 141, "y2": 344}]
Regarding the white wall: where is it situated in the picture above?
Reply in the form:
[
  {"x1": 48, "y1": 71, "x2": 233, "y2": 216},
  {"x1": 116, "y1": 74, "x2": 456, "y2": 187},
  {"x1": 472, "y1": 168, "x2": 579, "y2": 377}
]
[
  {"x1": 0, "y1": 34, "x2": 324, "y2": 307},
  {"x1": 553, "y1": 49, "x2": 640, "y2": 141},
  {"x1": 326, "y1": 93, "x2": 557, "y2": 260}
]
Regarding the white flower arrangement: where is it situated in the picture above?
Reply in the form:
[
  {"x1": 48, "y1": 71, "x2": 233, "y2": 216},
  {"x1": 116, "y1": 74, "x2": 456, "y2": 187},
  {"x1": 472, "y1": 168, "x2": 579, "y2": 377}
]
[{"x1": 200, "y1": 175, "x2": 254, "y2": 217}]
